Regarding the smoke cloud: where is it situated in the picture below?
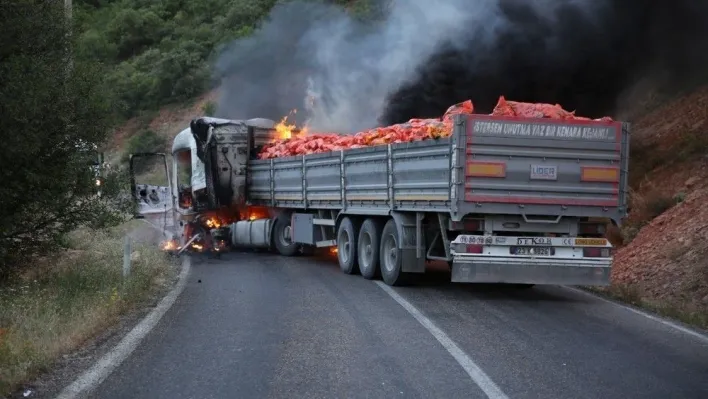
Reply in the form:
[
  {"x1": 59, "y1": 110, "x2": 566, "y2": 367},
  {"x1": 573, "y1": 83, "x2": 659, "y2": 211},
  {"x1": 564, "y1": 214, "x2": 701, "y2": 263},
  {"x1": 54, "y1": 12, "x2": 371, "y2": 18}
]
[{"x1": 215, "y1": 0, "x2": 708, "y2": 132}]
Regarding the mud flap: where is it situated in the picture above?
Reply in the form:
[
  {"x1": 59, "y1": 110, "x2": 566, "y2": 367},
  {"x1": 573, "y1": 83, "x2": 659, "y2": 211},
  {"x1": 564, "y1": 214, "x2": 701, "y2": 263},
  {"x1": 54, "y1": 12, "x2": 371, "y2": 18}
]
[{"x1": 390, "y1": 212, "x2": 426, "y2": 273}]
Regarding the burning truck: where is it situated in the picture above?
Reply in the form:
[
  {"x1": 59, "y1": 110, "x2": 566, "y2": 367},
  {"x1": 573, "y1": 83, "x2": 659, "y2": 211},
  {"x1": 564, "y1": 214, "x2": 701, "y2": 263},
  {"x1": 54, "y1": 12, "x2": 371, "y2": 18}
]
[{"x1": 131, "y1": 96, "x2": 629, "y2": 287}]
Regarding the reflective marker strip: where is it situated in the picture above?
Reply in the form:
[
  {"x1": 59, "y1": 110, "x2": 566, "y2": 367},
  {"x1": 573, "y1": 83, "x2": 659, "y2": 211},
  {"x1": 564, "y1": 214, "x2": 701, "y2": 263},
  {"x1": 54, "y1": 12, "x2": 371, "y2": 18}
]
[
  {"x1": 466, "y1": 161, "x2": 506, "y2": 178},
  {"x1": 580, "y1": 166, "x2": 619, "y2": 182}
]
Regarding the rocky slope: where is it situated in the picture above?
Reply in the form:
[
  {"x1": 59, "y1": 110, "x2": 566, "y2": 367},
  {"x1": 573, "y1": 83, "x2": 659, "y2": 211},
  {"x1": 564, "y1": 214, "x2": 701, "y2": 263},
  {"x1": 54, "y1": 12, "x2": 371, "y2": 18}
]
[{"x1": 608, "y1": 85, "x2": 708, "y2": 327}]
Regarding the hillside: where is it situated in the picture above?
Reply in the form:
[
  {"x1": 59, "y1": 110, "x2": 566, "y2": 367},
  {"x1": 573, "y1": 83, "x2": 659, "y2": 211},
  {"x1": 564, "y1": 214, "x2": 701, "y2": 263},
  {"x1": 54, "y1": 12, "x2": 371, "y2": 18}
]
[{"x1": 607, "y1": 85, "x2": 708, "y2": 327}]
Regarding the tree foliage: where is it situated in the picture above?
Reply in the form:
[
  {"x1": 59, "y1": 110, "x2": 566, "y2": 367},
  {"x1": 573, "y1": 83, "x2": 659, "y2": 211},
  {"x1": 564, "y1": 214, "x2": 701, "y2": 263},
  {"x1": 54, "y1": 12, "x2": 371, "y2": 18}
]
[
  {"x1": 0, "y1": 1, "x2": 131, "y2": 276},
  {"x1": 73, "y1": 0, "x2": 281, "y2": 119},
  {"x1": 71, "y1": 0, "x2": 380, "y2": 120}
]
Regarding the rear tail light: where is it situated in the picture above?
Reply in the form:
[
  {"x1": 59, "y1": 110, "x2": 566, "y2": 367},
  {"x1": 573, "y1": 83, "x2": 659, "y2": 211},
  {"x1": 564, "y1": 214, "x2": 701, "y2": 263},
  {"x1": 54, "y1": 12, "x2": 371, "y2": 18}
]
[
  {"x1": 449, "y1": 219, "x2": 483, "y2": 232},
  {"x1": 583, "y1": 248, "x2": 610, "y2": 257},
  {"x1": 465, "y1": 244, "x2": 483, "y2": 254},
  {"x1": 451, "y1": 243, "x2": 483, "y2": 253}
]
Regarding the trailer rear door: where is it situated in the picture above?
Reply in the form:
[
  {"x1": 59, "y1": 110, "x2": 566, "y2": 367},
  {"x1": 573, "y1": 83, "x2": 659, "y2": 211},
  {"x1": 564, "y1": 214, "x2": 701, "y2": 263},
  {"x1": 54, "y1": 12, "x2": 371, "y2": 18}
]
[{"x1": 455, "y1": 115, "x2": 629, "y2": 224}]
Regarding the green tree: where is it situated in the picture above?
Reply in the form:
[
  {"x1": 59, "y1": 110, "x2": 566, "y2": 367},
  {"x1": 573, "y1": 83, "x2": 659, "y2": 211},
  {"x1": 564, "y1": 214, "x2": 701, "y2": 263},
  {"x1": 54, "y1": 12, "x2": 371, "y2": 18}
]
[
  {"x1": 105, "y1": 8, "x2": 166, "y2": 60},
  {"x1": 0, "y1": 0, "x2": 129, "y2": 277}
]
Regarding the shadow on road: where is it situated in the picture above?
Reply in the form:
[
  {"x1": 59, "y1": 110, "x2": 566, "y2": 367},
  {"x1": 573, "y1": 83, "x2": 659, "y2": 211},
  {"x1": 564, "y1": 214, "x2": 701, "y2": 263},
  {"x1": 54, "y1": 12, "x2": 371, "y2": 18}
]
[{"x1": 187, "y1": 250, "x2": 583, "y2": 305}]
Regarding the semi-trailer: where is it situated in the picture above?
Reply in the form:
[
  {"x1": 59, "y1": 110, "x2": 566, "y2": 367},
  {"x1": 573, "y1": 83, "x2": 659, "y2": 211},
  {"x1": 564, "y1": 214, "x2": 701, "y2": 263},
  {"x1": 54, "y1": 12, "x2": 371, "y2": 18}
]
[{"x1": 132, "y1": 113, "x2": 629, "y2": 287}]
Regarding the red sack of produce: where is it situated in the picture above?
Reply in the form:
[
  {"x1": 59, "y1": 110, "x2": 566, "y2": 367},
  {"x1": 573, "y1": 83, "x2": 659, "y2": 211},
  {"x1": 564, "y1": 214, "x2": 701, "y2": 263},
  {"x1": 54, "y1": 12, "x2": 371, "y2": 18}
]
[
  {"x1": 442, "y1": 100, "x2": 474, "y2": 123},
  {"x1": 491, "y1": 96, "x2": 614, "y2": 122},
  {"x1": 257, "y1": 96, "x2": 614, "y2": 159}
]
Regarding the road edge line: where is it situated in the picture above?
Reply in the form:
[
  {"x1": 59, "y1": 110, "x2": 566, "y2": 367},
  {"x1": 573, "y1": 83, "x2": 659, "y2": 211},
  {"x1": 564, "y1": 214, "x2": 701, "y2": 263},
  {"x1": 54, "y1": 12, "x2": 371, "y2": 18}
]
[
  {"x1": 374, "y1": 281, "x2": 509, "y2": 399},
  {"x1": 55, "y1": 255, "x2": 191, "y2": 399},
  {"x1": 565, "y1": 286, "x2": 708, "y2": 345}
]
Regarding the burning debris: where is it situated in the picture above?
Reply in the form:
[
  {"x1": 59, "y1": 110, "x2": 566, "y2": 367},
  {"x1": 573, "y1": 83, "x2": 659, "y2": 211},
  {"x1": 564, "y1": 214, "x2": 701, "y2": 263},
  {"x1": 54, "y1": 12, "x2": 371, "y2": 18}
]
[
  {"x1": 159, "y1": 206, "x2": 273, "y2": 255},
  {"x1": 160, "y1": 239, "x2": 180, "y2": 253},
  {"x1": 205, "y1": 217, "x2": 222, "y2": 229},
  {"x1": 258, "y1": 96, "x2": 612, "y2": 159}
]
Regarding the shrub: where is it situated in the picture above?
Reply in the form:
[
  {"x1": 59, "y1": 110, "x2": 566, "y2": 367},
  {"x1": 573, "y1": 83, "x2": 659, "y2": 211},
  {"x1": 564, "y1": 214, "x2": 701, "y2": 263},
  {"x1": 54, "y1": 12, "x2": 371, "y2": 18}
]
[
  {"x1": 122, "y1": 129, "x2": 168, "y2": 177},
  {"x1": 124, "y1": 130, "x2": 167, "y2": 158},
  {"x1": 202, "y1": 101, "x2": 217, "y2": 116}
]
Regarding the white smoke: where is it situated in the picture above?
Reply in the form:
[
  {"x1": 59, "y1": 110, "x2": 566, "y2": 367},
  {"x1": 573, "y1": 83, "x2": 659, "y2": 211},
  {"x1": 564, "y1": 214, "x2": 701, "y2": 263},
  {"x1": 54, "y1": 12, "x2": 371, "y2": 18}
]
[
  {"x1": 299, "y1": 0, "x2": 509, "y2": 132},
  {"x1": 215, "y1": 0, "x2": 601, "y2": 133}
]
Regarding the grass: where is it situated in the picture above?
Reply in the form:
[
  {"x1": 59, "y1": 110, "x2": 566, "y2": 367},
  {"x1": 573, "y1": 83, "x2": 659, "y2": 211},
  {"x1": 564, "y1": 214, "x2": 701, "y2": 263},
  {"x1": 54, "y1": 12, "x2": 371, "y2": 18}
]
[{"x1": 0, "y1": 221, "x2": 178, "y2": 396}]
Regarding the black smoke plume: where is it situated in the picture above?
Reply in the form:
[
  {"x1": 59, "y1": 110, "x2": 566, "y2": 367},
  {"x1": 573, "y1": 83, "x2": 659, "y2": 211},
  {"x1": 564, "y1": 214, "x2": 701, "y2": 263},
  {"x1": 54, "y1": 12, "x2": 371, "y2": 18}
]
[
  {"x1": 381, "y1": 0, "x2": 708, "y2": 124},
  {"x1": 214, "y1": 0, "x2": 708, "y2": 132}
]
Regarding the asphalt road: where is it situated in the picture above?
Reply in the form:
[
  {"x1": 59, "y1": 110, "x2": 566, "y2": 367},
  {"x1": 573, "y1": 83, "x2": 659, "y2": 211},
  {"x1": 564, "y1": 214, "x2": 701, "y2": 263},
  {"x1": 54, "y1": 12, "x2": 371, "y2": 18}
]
[{"x1": 92, "y1": 252, "x2": 708, "y2": 399}]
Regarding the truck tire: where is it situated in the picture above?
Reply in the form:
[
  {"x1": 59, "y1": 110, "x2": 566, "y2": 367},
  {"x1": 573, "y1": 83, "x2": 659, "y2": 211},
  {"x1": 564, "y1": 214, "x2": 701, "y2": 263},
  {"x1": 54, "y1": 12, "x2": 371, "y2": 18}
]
[
  {"x1": 358, "y1": 218, "x2": 382, "y2": 280},
  {"x1": 337, "y1": 217, "x2": 360, "y2": 275},
  {"x1": 273, "y1": 214, "x2": 299, "y2": 257},
  {"x1": 379, "y1": 219, "x2": 410, "y2": 286}
]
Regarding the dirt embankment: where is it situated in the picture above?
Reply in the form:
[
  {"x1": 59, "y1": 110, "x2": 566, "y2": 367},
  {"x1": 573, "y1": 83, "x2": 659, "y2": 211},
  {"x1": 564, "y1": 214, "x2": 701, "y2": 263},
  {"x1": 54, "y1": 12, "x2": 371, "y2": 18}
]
[
  {"x1": 109, "y1": 90, "x2": 220, "y2": 155},
  {"x1": 607, "y1": 85, "x2": 708, "y2": 328}
]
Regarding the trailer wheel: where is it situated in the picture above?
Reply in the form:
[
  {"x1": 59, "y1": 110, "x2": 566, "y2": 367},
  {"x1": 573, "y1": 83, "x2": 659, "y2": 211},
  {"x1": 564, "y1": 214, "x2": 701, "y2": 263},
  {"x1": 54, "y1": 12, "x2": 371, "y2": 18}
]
[
  {"x1": 380, "y1": 219, "x2": 410, "y2": 286},
  {"x1": 358, "y1": 218, "x2": 382, "y2": 280},
  {"x1": 273, "y1": 214, "x2": 299, "y2": 257},
  {"x1": 337, "y1": 217, "x2": 360, "y2": 275}
]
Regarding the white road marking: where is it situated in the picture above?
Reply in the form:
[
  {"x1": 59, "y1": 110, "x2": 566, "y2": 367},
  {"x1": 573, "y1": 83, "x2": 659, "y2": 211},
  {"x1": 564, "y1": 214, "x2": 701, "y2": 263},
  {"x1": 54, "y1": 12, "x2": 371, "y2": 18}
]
[
  {"x1": 56, "y1": 256, "x2": 191, "y2": 399},
  {"x1": 565, "y1": 287, "x2": 708, "y2": 345},
  {"x1": 375, "y1": 281, "x2": 509, "y2": 399}
]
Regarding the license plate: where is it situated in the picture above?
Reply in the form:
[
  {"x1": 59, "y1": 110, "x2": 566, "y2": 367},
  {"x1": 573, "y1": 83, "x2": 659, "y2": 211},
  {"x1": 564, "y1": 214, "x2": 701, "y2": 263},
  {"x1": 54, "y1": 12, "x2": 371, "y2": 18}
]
[
  {"x1": 512, "y1": 246, "x2": 552, "y2": 256},
  {"x1": 530, "y1": 164, "x2": 557, "y2": 180},
  {"x1": 516, "y1": 237, "x2": 552, "y2": 246}
]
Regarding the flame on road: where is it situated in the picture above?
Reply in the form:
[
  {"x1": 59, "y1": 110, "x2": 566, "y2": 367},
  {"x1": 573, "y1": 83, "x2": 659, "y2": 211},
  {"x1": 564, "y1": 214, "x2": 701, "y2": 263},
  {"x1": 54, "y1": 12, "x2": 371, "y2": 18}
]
[{"x1": 160, "y1": 239, "x2": 179, "y2": 252}]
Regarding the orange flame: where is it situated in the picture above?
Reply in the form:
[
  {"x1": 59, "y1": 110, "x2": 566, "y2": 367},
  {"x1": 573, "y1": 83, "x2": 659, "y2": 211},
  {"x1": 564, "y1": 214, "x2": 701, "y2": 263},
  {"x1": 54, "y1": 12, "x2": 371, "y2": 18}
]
[
  {"x1": 205, "y1": 217, "x2": 222, "y2": 229},
  {"x1": 274, "y1": 109, "x2": 309, "y2": 140},
  {"x1": 275, "y1": 114, "x2": 296, "y2": 140},
  {"x1": 160, "y1": 239, "x2": 179, "y2": 251},
  {"x1": 242, "y1": 206, "x2": 270, "y2": 221}
]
